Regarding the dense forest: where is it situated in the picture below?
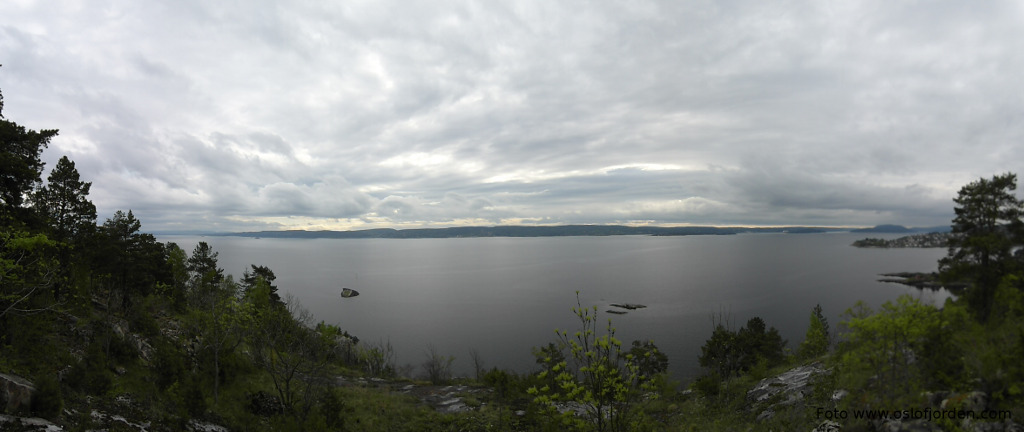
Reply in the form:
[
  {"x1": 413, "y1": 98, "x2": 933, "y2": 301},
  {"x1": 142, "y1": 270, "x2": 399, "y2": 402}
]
[{"x1": 3, "y1": 81, "x2": 1024, "y2": 431}]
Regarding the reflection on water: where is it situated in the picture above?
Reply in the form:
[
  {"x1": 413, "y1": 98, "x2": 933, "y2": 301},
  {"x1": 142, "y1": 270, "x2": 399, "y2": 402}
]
[{"x1": 161, "y1": 233, "x2": 947, "y2": 382}]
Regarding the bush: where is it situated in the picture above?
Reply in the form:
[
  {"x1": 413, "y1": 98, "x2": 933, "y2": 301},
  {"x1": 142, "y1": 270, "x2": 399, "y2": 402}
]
[
  {"x1": 67, "y1": 340, "x2": 112, "y2": 395},
  {"x1": 129, "y1": 295, "x2": 162, "y2": 338},
  {"x1": 692, "y1": 372, "x2": 721, "y2": 399},
  {"x1": 30, "y1": 373, "x2": 63, "y2": 419},
  {"x1": 422, "y1": 344, "x2": 454, "y2": 385},
  {"x1": 320, "y1": 388, "x2": 350, "y2": 430}
]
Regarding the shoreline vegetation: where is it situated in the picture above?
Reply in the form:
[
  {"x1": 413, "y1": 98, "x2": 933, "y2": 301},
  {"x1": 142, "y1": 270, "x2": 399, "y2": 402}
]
[
  {"x1": 852, "y1": 232, "x2": 951, "y2": 248},
  {"x1": 215, "y1": 224, "x2": 949, "y2": 239}
]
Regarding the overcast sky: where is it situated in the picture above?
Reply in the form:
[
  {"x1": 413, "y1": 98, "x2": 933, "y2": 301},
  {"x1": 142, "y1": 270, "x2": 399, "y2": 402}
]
[{"x1": 2, "y1": 1, "x2": 1023, "y2": 233}]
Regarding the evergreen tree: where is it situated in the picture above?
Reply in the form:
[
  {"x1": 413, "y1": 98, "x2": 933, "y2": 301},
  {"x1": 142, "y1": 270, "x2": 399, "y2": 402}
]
[
  {"x1": 31, "y1": 156, "x2": 97, "y2": 300},
  {"x1": 165, "y1": 242, "x2": 189, "y2": 311},
  {"x1": 0, "y1": 82, "x2": 59, "y2": 226},
  {"x1": 97, "y1": 210, "x2": 164, "y2": 312},
  {"x1": 187, "y1": 242, "x2": 223, "y2": 306},
  {"x1": 241, "y1": 264, "x2": 281, "y2": 304},
  {"x1": 939, "y1": 173, "x2": 1024, "y2": 320},
  {"x1": 699, "y1": 316, "x2": 786, "y2": 377},
  {"x1": 798, "y1": 304, "x2": 830, "y2": 359},
  {"x1": 32, "y1": 156, "x2": 96, "y2": 243}
]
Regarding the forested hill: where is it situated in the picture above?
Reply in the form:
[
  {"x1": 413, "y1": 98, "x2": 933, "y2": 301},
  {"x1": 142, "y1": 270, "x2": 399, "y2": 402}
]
[{"x1": 219, "y1": 225, "x2": 849, "y2": 239}]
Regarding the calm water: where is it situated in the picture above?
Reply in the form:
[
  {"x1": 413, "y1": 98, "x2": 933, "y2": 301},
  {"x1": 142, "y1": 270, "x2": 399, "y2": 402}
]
[{"x1": 160, "y1": 233, "x2": 949, "y2": 382}]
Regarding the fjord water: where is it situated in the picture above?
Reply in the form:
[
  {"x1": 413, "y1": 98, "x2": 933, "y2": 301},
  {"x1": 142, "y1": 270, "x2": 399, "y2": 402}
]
[{"x1": 161, "y1": 233, "x2": 948, "y2": 382}]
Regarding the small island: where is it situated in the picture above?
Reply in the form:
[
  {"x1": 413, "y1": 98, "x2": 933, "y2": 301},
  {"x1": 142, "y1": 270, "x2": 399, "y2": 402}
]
[
  {"x1": 609, "y1": 303, "x2": 647, "y2": 310},
  {"x1": 877, "y1": 272, "x2": 968, "y2": 292},
  {"x1": 605, "y1": 303, "x2": 648, "y2": 314}
]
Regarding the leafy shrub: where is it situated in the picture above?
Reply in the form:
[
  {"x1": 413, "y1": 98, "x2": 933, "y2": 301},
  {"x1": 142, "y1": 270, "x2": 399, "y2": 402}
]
[
  {"x1": 30, "y1": 373, "x2": 62, "y2": 419},
  {"x1": 66, "y1": 340, "x2": 112, "y2": 395},
  {"x1": 837, "y1": 296, "x2": 940, "y2": 406},
  {"x1": 628, "y1": 340, "x2": 668, "y2": 380},
  {"x1": 129, "y1": 295, "x2": 161, "y2": 338},
  {"x1": 692, "y1": 372, "x2": 721, "y2": 398},
  {"x1": 152, "y1": 337, "x2": 186, "y2": 391},
  {"x1": 528, "y1": 292, "x2": 662, "y2": 431},
  {"x1": 422, "y1": 344, "x2": 454, "y2": 385},
  {"x1": 359, "y1": 339, "x2": 396, "y2": 378},
  {"x1": 319, "y1": 388, "x2": 350, "y2": 430}
]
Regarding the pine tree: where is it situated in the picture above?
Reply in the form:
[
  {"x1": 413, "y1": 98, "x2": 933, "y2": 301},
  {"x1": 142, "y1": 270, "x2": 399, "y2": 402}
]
[
  {"x1": 32, "y1": 156, "x2": 97, "y2": 300},
  {"x1": 33, "y1": 156, "x2": 96, "y2": 244},
  {"x1": 939, "y1": 173, "x2": 1024, "y2": 320},
  {"x1": 0, "y1": 82, "x2": 59, "y2": 226}
]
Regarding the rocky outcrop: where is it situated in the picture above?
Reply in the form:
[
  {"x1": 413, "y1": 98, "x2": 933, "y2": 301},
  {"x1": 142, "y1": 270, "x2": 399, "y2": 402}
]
[
  {"x1": 746, "y1": 362, "x2": 829, "y2": 421},
  {"x1": 0, "y1": 373, "x2": 36, "y2": 415},
  {"x1": 0, "y1": 414, "x2": 62, "y2": 431}
]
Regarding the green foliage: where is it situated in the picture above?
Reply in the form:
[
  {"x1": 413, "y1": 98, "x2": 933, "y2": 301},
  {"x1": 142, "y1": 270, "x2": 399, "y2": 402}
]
[
  {"x1": 422, "y1": 344, "x2": 455, "y2": 384},
  {"x1": 67, "y1": 338, "x2": 113, "y2": 396},
  {"x1": 320, "y1": 387, "x2": 351, "y2": 430},
  {"x1": 30, "y1": 373, "x2": 63, "y2": 419},
  {"x1": 939, "y1": 172, "x2": 1024, "y2": 320},
  {"x1": 528, "y1": 291, "x2": 662, "y2": 432},
  {"x1": 0, "y1": 98, "x2": 58, "y2": 220},
  {"x1": 0, "y1": 230, "x2": 58, "y2": 322},
  {"x1": 129, "y1": 294, "x2": 162, "y2": 338},
  {"x1": 31, "y1": 155, "x2": 96, "y2": 243},
  {"x1": 96, "y1": 210, "x2": 168, "y2": 313},
  {"x1": 152, "y1": 337, "x2": 187, "y2": 391},
  {"x1": 837, "y1": 296, "x2": 941, "y2": 406},
  {"x1": 165, "y1": 242, "x2": 189, "y2": 311},
  {"x1": 692, "y1": 372, "x2": 722, "y2": 399},
  {"x1": 798, "y1": 304, "x2": 830, "y2": 360},
  {"x1": 628, "y1": 340, "x2": 669, "y2": 381},
  {"x1": 247, "y1": 297, "x2": 339, "y2": 421},
  {"x1": 170, "y1": 375, "x2": 207, "y2": 419},
  {"x1": 242, "y1": 264, "x2": 282, "y2": 305},
  {"x1": 359, "y1": 339, "x2": 397, "y2": 378},
  {"x1": 187, "y1": 241, "x2": 224, "y2": 307},
  {"x1": 30, "y1": 155, "x2": 96, "y2": 302},
  {"x1": 699, "y1": 316, "x2": 786, "y2": 378},
  {"x1": 190, "y1": 276, "x2": 246, "y2": 406}
]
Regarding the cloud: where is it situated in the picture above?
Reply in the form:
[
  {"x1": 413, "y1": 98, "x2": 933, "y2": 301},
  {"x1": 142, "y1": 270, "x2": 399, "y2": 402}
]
[{"x1": 3, "y1": 0, "x2": 1023, "y2": 231}]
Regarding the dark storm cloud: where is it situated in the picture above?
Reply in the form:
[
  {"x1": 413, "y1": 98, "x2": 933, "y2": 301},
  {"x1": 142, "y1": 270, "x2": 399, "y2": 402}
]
[{"x1": 2, "y1": 0, "x2": 1023, "y2": 231}]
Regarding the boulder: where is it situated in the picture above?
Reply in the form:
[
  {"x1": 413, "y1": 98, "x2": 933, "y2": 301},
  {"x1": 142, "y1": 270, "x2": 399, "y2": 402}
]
[
  {"x1": 747, "y1": 362, "x2": 826, "y2": 406},
  {"x1": 341, "y1": 288, "x2": 360, "y2": 298},
  {"x1": 812, "y1": 420, "x2": 842, "y2": 432},
  {"x1": 0, "y1": 373, "x2": 35, "y2": 414},
  {"x1": 746, "y1": 362, "x2": 828, "y2": 421}
]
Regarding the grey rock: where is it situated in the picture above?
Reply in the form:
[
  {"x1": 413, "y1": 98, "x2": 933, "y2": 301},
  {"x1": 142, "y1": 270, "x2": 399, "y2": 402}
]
[
  {"x1": 747, "y1": 362, "x2": 826, "y2": 407},
  {"x1": 812, "y1": 420, "x2": 842, "y2": 432},
  {"x1": 756, "y1": 408, "x2": 775, "y2": 422},
  {"x1": 0, "y1": 414, "x2": 63, "y2": 431},
  {"x1": 0, "y1": 373, "x2": 36, "y2": 415},
  {"x1": 940, "y1": 391, "x2": 987, "y2": 412}
]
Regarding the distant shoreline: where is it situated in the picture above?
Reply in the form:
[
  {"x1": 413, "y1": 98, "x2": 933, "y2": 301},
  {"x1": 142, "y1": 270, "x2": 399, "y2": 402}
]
[{"x1": 204, "y1": 224, "x2": 948, "y2": 240}]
